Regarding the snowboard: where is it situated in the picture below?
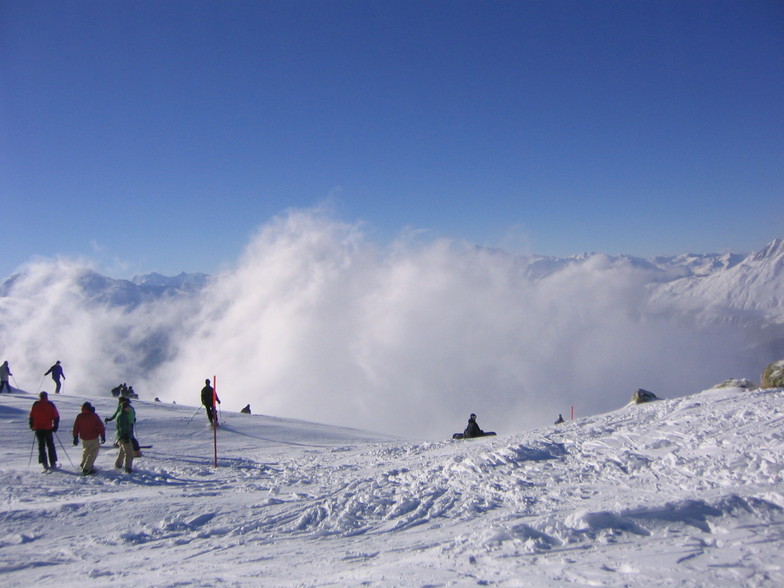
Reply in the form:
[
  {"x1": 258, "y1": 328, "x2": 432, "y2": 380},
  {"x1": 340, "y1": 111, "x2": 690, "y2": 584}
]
[{"x1": 452, "y1": 432, "x2": 496, "y2": 440}]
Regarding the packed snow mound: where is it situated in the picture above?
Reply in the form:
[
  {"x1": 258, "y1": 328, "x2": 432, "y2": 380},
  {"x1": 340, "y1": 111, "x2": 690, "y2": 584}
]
[{"x1": 0, "y1": 386, "x2": 783, "y2": 586}]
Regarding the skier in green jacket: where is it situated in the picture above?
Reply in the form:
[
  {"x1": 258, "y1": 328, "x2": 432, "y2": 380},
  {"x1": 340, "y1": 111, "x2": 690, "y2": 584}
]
[
  {"x1": 114, "y1": 399, "x2": 135, "y2": 473},
  {"x1": 106, "y1": 397, "x2": 142, "y2": 456}
]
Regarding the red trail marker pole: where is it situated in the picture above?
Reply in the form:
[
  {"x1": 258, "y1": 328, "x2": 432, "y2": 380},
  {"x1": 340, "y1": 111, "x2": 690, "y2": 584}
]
[
  {"x1": 571, "y1": 405, "x2": 574, "y2": 421},
  {"x1": 213, "y1": 375, "x2": 218, "y2": 467}
]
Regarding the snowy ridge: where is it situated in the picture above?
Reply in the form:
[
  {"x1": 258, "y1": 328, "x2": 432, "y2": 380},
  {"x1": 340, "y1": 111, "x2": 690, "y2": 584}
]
[
  {"x1": 1, "y1": 386, "x2": 782, "y2": 586},
  {"x1": 0, "y1": 268, "x2": 208, "y2": 309},
  {"x1": 648, "y1": 238, "x2": 784, "y2": 323}
]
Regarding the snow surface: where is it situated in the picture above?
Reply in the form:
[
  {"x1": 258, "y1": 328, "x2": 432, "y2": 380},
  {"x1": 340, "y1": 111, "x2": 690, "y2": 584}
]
[{"x1": 1, "y1": 386, "x2": 783, "y2": 587}]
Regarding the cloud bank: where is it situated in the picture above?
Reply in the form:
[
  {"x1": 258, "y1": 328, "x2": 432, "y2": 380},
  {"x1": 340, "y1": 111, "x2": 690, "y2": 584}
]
[{"x1": 0, "y1": 210, "x2": 760, "y2": 439}]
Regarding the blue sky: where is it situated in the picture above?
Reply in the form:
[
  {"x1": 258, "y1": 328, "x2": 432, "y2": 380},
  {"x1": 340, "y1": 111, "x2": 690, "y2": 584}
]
[{"x1": 2, "y1": 1, "x2": 782, "y2": 279}]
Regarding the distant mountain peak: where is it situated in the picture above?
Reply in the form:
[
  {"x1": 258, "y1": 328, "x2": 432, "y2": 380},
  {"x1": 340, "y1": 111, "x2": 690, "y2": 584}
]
[{"x1": 751, "y1": 237, "x2": 784, "y2": 262}]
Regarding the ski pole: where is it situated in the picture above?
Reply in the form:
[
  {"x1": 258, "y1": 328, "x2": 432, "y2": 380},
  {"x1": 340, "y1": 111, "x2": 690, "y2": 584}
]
[
  {"x1": 28, "y1": 435, "x2": 36, "y2": 468},
  {"x1": 36, "y1": 374, "x2": 46, "y2": 393},
  {"x1": 54, "y1": 432, "x2": 76, "y2": 468},
  {"x1": 11, "y1": 375, "x2": 23, "y2": 393},
  {"x1": 187, "y1": 406, "x2": 202, "y2": 425}
]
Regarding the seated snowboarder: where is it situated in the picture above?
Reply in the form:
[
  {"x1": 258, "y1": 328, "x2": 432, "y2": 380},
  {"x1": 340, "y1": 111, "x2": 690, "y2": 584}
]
[
  {"x1": 554, "y1": 414, "x2": 565, "y2": 424},
  {"x1": 464, "y1": 413, "x2": 484, "y2": 438}
]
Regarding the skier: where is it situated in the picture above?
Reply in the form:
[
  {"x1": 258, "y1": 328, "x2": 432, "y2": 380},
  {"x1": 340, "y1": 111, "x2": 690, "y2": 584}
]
[
  {"x1": 44, "y1": 360, "x2": 66, "y2": 394},
  {"x1": 200, "y1": 379, "x2": 221, "y2": 425},
  {"x1": 72, "y1": 401, "x2": 106, "y2": 475},
  {"x1": 29, "y1": 391, "x2": 60, "y2": 471},
  {"x1": 0, "y1": 360, "x2": 12, "y2": 393},
  {"x1": 464, "y1": 413, "x2": 485, "y2": 438},
  {"x1": 106, "y1": 397, "x2": 142, "y2": 456},
  {"x1": 114, "y1": 399, "x2": 136, "y2": 473}
]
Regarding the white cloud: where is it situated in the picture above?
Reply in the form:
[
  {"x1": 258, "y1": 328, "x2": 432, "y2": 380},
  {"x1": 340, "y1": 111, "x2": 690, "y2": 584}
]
[{"x1": 0, "y1": 210, "x2": 761, "y2": 439}]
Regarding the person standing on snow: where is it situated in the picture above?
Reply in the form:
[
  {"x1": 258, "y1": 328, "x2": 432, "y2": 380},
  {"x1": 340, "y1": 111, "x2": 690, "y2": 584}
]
[
  {"x1": 72, "y1": 401, "x2": 106, "y2": 475},
  {"x1": 114, "y1": 399, "x2": 135, "y2": 473},
  {"x1": 106, "y1": 397, "x2": 141, "y2": 456},
  {"x1": 29, "y1": 391, "x2": 60, "y2": 470},
  {"x1": 44, "y1": 360, "x2": 66, "y2": 394},
  {"x1": 0, "y1": 360, "x2": 12, "y2": 393},
  {"x1": 200, "y1": 379, "x2": 220, "y2": 425}
]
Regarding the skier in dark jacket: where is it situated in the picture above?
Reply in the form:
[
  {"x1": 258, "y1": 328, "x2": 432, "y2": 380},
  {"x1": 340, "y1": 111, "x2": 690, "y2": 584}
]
[
  {"x1": 0, "y1": 360, "x2": 12, "y2": 393},
  {"x1": 201, "y1": 379, "x2": 220, "y2": 425},
  {"x1": 44, "y1": 360, "x2": 66, "y2": 394},
  {"x1": 29, "y1": 391, "x2": 60, "y2": 470},
  {"x1": 464, "y1": 413, "x2": 484, "y2": 438}
]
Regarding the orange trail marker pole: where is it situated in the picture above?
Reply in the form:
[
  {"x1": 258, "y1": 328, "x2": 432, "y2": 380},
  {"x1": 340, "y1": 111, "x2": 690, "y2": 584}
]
[{"x1": 213, "y1": 375, "x2": 218, "y2": 467}]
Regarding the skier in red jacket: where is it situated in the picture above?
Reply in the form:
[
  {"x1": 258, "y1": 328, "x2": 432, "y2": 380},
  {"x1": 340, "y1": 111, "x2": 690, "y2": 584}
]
[
  {"x1": 72, "y1": 401, "x2": 106, "y2": 475},
  {"x1": 29, "y1": 391, "x2": 60, "y2": 471}
]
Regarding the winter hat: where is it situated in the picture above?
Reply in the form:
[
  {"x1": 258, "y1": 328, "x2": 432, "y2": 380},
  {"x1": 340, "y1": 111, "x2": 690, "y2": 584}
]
[
  {"x1": 469, "y1": 413, "x2": 476, "y2": 419},
  {"x1": 39, "y1": 391, "x2": 48, "y2": 399},
  {"x1": 82, "y1": 401, "x2": 93, "y2": 410}
]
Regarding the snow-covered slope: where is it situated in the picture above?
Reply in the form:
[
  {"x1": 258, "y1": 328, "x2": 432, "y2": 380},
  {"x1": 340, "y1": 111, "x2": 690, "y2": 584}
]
[{"x1": 1, "y1": 385, "x2": 782, "y2": 587}]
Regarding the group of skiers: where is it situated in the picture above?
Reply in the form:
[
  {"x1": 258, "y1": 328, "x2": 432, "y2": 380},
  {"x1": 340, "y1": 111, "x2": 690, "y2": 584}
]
[
  {"x1": 28, "y1": 391, "x2": 139, "y2": 474},
  {"x1": 1, "y1": 355, "x2": 223, "y2": 474},
  {"x1": 10, "y1": 358, "x2": 531, "y2": 474},
  {"x1": 1, "y1": 360, "x2": 65, "y2": 395}
]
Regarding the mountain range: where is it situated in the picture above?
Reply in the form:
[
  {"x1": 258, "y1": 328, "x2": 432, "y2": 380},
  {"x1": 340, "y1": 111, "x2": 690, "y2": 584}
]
[
  {"x1": 500, "y1": 238, "x2": 784, "y2": 353},
  {"x1": 5, "y1": 239, "x2": 781, "y2": 321}
]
